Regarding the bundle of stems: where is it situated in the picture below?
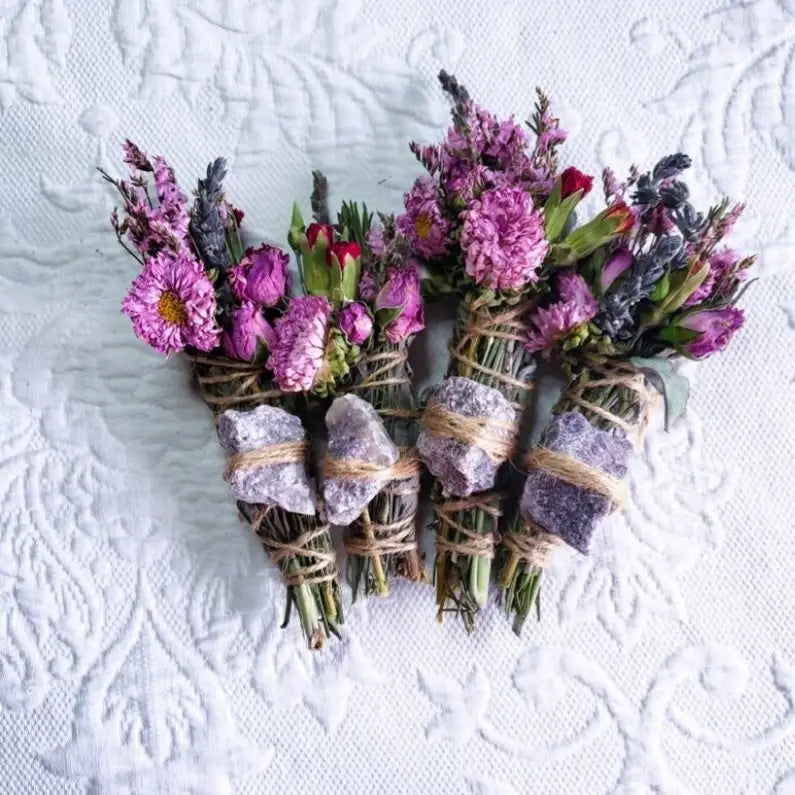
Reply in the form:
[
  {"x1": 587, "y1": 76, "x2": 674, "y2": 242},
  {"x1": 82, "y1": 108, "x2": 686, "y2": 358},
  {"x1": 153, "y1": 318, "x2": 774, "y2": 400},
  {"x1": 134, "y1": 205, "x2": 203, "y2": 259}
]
[
  {"x1": 433, "y1": 293, "x2": 535, "y2": 631},
  {"x1": 190, "y1": 353, "x2": 343, "y2": 649}
]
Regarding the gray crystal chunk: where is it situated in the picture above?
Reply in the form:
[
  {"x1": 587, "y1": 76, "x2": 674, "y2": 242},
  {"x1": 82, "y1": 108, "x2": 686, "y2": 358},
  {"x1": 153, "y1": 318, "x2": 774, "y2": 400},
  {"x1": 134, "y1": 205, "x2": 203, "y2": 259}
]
[
  {"x1": 417, "y1": 376, "x2": 516, "y2": 497},
  {"x1": 322, "y1": 394, "x2": 399, "y2": 525},
  {"x1": 520, "y1": 411, "x2": 633, "y2": 554},
  {"x1": 217, "y1": 404, "x2": 316, "y2": 516}
]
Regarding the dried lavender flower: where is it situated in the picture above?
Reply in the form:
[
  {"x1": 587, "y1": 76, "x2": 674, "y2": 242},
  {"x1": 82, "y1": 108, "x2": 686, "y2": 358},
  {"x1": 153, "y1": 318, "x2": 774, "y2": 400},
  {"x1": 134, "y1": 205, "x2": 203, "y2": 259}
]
[{"x1": 190, "y1": 158, "x2": 231, "y2": 272}]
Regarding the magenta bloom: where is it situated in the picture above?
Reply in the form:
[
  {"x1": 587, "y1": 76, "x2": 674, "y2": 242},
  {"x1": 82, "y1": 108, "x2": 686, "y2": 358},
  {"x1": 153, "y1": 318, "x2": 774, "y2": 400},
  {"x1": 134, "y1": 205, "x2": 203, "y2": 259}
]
[
  {"x1": 268, "y1": 296, "x2": 331, "y2": 392},
  {"x1": 679, "y1": 307, "x2": 745, "y2": 359},
  {"x1": 375, "y1": 262, "x2": 425, "y2": 343},
  {"x1": 684, "y1": 248, "x2": 742, "y2": 307},
  {"x1": 460, "y1": 186, "x2": 549, "y2": 290},
  {"x1": 358, "y1": 268, "x2": 380, "y2": 303},
  {"x1": 338, "y1": 302, "x2": 373, "y2": 345},
  {"x1": 396, "y1": 176, "x2": 450, "y2": 259},
  {"x1": 122, "y1": 249, "x2": 220, "y2": 355},
  {"x1": 222, "y1": 302, "x2": 276, "y2": 362},
  {"x1": 601, "y1": 247, "x2": 633, "y2": 292},
  {"x1": 525, "y1": 272, "x2": 599, "y2": 353},
  {"x1": 229, "y1": 245, "x2": 290, "y2": 307}
]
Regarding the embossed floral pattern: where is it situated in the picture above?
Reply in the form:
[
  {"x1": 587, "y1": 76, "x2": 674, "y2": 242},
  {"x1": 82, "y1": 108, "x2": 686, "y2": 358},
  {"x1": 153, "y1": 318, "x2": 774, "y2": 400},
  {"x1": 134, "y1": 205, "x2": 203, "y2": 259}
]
[{"x1": 0, "y1": 1, "x2": 793, "y2": 793}]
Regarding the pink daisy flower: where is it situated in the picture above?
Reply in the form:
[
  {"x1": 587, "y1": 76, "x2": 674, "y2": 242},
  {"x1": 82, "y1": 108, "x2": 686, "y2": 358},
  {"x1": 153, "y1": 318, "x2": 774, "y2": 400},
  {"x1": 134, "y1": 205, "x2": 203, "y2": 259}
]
[{"x1": 122, "y1": 249, "x2": 220, "y2": 355}]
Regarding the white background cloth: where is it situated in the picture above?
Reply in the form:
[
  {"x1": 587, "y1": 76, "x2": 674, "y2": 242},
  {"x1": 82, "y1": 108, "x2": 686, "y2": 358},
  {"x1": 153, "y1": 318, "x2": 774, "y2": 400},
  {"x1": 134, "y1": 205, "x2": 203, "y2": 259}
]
[{"x1": 1, "y1": 1, "x2": 794, "y2": 793}]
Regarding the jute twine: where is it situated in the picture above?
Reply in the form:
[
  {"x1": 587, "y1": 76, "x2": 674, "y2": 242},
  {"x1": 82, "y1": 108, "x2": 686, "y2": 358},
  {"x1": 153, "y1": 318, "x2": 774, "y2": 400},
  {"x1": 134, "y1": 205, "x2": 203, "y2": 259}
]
[
  {"x1": 329, "y1": 448, "x2": 421, "y2": 560},
  {"x1": 187, "y1": 352, "x2": 336, "y2": 587},
  {"x1": 186, "y1": 353, "x2": 281, "y2": 413},
  {"x1": 349, "y1": 348, "x2": 418, "y2": 420},
  {"x1": 421, "y1": 401, "x2": 518, "y2": 464},
  {"x1": 511, "y1": 361, "x2": 658, "y2": 571},
  {"x1": 447, "y1": 299, "x2": 535, "y2": 407},
  {"x1": 252, "y1": 510, "x2": 338, "y2": 586},
  {"x1": 435, "y1": 494, "x2": 502, "y2": 560}
]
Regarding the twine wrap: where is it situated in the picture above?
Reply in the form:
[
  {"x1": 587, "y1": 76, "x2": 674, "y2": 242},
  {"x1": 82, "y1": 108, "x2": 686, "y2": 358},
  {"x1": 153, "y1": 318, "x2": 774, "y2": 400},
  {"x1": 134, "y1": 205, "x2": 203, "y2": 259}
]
[
  {"x1": 224, "y1": 440, "x2": 308, "y2": 481},
  {"x1": 448, "y1": 299, "x2": 535, "y2": 409},
  {"x1": 323, "y1": 449, "x2": 421, "y2": 485},
  {"x1": 252, "y1": 512, "x2": 338, "y2": 586},
  {"x1": 349, "y1": 348, "x2": 418, "y2": 420},
  {"x1": 186, "y1": 353, "x2": 281, "y2": 413},
  {"x1": 435, "y1": 494, "x2": 502, "y2": 560},
  {"x1": 515, "y1": 361, "x2": 658, "y2": 570},
  {"x1": 421, "y1": 400, "x2": 518, "y2": 465}
]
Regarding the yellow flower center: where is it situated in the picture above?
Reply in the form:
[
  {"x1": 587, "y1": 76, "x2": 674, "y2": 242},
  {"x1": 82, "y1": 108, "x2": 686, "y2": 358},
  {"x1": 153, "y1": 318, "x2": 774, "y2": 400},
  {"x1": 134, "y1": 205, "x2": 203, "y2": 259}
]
[
  {"x1": 415, "y1": 212, "x2": 433, "y2": 239},
  {"x1": 157, "y1": 290, "x2": 188, "y2": 325}
]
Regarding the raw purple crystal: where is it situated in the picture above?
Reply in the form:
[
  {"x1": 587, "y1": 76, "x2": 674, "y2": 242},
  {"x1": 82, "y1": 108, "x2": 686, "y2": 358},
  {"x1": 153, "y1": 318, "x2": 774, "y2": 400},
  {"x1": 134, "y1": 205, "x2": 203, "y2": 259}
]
[
  {"x1": 417, "y1": 376, "x2": 516, "y2": 497},
  {"x1": 217, "y1": 404, "x2": 316, "y2": 516},
  {"x1": 520, "y1": 411, "x2": 634, "y2": 554},
  {"x1": 322, "y1": 394, "x2": 399, "y2": 525}
]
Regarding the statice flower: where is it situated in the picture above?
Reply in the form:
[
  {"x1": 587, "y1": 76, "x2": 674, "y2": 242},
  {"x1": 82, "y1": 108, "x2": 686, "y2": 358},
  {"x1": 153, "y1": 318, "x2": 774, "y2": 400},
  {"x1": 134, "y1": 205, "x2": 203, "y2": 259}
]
[
  {"x1": 268, "y1": 296, "x2": 332, "y2": 392},
  {"x1": 525, "y1": 272, "x2": 599, "y2": 353},
  {"x1": 460, "y1": 185, "x2": 548, "y2": 290},
  {"x1": 684, "y1": 248, "x2": 742, "y2": 306},
  {"x1": 396, "y1": 176, "x2": 451, "y2": 259},
  {"x1": 358, "y1": 267, "x2": 380, "y2": 303},
  {"x1": 122, "y1": 248, "x2": 220, "y2": 355}
]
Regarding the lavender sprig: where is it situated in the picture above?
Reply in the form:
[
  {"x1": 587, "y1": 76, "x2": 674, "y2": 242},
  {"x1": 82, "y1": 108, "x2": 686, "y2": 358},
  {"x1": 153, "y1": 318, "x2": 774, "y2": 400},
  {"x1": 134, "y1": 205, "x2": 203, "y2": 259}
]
[{"x1": 190, "y1": 158, "x2": 231, "y2": 272}]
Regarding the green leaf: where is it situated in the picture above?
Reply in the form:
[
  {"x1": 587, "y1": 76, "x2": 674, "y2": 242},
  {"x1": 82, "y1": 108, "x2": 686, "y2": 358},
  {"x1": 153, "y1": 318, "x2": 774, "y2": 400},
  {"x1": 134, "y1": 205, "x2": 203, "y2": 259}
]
[
  {"x1": 630, "y1": 355, "x2": 690, "y2": 430},
  {"x1": 329, "y1": 256, "x2": 344, "y2": 303},
  {"x1": 543, "y1": 191, "x2": 582, "y2": 242},
  {"x1": 649, "y1": 272, "x2": 671, "y2": 303},
  {"x1": 657, "y1": 325, "x2": 699, "y2": 345},
  {"x1": 340, "y1": 258, "x2": 361, "y2": 302},
  {"x1": 303, "y1": 249, "x2": 331, "y2": 297},
  {"x1": 375, "y1": 306, "x2": 402, "y2": 329}
]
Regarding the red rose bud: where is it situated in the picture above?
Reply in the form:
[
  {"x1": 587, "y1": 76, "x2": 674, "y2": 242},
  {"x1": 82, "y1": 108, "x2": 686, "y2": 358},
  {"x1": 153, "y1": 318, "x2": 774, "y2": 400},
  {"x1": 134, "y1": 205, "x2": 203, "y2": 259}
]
[
  {"x1": 307, "y1": 223, "x2": 335, "y2": 251},
  {"x1": 329, "y1": 240, "x2": 361, "y2": 270},
  {"x1": 560, "y1": 167, "x2": 594, "y2": 199},
  {"x1": 604, "y1": 201, "x2": 634, "y2": 233},
  {"x1": 232, "y1": 207, "x2": 245, "y2": 226}
]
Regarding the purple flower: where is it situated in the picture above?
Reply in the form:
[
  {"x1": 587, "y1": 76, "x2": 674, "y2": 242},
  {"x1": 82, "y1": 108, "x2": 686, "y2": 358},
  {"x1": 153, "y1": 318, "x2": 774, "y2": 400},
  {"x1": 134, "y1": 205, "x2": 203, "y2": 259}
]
[
  {"x1": 601, "y1": 247, "x2": 633, "y2": 292},
  {"x1": 222, "y1": 302, "x2": 276, "y2": 362},
  {"x1": 122, "y1": 248, "x2": 220, "y2": 355},
  {"x1": 679, "y1": 307, "x2": 745, "y2": 359},
  {"x1": 525, "y1": 272, "x2": 599, "y2": 353},
  {"x1": 460, "y1": 185, "x2": 549, "y2": 290},
  {"x1": 338, "y1": 302, "x2": 373, "y2": 345},
  {"x1": 123, "y1": 139, "x2": 152, "y2": 171},
  {"x1": 366, "y1": 226, "x2": 386, "y2": 257},
  {"x1": 229, "y1": 245, "x2": 290, "y2": 307},
  {"x1": 358, "y1": 268, "x2": 380, "y2": 303},
  {"x1": 375, "y1": 262, "x2": 425, "y2": 343},
  {"x1": 684, "y1": 248, "x2": 742, "y2": 306},
  {"x1": 396, "y1": 176, "x2": 451, "y2": 259},
  {"x1": 268, "y1": 296, "x2": 331, "y2": 392},
  {"x1": 409, "y1": 140, "x2": 442, "y2": 175}
]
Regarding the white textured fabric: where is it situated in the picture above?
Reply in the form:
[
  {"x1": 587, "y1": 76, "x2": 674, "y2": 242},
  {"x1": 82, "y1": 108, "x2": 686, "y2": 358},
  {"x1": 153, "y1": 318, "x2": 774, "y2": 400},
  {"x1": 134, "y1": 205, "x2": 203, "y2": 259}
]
[{"x1": 1, "y1": 1, "x2": 794, "y2": 793}]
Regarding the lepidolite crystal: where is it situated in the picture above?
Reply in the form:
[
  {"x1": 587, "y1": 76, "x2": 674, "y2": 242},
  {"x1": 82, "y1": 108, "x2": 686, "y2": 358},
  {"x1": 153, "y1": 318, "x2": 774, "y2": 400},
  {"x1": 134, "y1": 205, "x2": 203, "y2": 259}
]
[
  {"x1": 322, "y1": 394, "x2": 399, "y2": 526},
  {"x1": 417, "y1": 376, "x2": 516, "y2": 496},
  {"x1": 520, "y1": 411, "x2": 633, "y2": 554},
  {"x1": 217, "y1": 404, "x2": 316, "y2": 515}
]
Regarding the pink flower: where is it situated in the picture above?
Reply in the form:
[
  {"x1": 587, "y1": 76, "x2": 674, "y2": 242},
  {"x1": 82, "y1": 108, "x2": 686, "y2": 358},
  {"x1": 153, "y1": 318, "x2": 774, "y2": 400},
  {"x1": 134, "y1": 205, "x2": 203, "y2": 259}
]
[
  {"x1": 338, "y1": 302, "x2": 373, "y2": 345},
  {"x1": 375, "y1": 262, "x2": 425, "y2": 343},
  {"x1": 684, "y1": 248, "x2": 742, "y2": 307},
  {"x1": 307, "y1": 223, "x2": 335, "y2": 250},
  {"x1": 601, "y1": 247, "x2": 633, "y2": 291},
  {"x1": 222, "y1": 302, "x2": 276, "y2": 362},
  {"x1": 268, "y1": 296, "x2": 331, "y2": 392},
  {"x1": 358, "y1": 268, "x2": 380, "y2": 303},
  {"x1": 229, "y1": 245, "x2": 290, "y2": 307},
  {"x1": 329, "y1": 240, "x2": 361, "y2": 270},
  {"x1": 122, "y1": 249, "x2": 220, "y2": 355},
  {"x1": 366, "y1": 226, "x2": 386, "y2": 257},
  {"x1": 560, "y1": 167, "x2": 594, "y2": 199},
  {"x1": 460, "y1": 186, "x2": 549, "y2": 290},
  {"x1": 679, "y1": 307, "x2": 745, "y2": 359},
  {"x1": 525, "y1": 272, "x2": 599, "y2": 353},
  {"x1": 396, "y1": 176, "x2": 451, "y2": 259},
  {"x1": 123, "y1": 139, "x2": 152, "y2": 171}
]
